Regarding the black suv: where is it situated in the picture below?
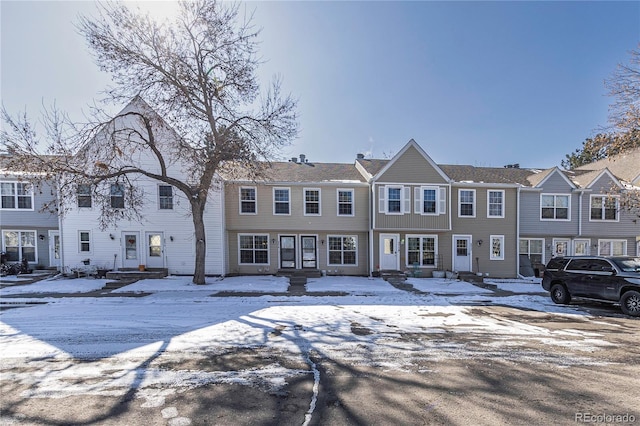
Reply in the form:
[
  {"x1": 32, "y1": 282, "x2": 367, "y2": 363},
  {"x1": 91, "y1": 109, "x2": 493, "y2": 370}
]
[{"x1": 542, "y1": 256, "x2": 640, "y2": 316}]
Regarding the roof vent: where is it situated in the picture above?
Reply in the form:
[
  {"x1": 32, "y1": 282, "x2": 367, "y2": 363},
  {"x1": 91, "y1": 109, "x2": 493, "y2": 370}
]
[
  {"x1": 504, "y1": 163, "x2": 520, "y2": 169},
  {"x1": 299, "y1": 154, "x2": 307, "y2": 163},
  {"x1": 290, "y1": 157, "x2": 298, "y2": 163},
  {"x1": 356, "y1": 153, "x2": 365, "y2": 159}
]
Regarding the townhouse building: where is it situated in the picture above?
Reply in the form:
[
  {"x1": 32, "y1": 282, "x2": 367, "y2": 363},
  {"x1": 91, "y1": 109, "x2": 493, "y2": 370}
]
[{"x1": 0, "y1": 167, "x2": 60, "y2": 269}]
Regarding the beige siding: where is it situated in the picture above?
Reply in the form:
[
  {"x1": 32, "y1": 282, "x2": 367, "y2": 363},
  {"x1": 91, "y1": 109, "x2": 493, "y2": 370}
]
[
  {"x1": 374, "y1": 184, "x2": 451, "y2": 230},
  {"x1": 377, "y1": 145, "x2": 449, "y2": 184}
]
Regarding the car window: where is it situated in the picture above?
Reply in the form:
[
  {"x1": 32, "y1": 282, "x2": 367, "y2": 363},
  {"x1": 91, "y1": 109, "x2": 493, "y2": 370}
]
[
  {"x1": 588, "y1": 259, "x2": 613, "y2": 272},
  {"x1": 566, "y1": 259, "x2": 590, "y2": 271},
  {"x1": 611, "y1": 257, "x2": 640, "y2": 272},
  {"x1": 546, "y1": 258, "x2": 570, "y2": 270}
]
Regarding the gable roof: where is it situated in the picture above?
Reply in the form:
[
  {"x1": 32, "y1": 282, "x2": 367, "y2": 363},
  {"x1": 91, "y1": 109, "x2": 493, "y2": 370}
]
[{"x1": 574, "y1": 148, "x2": 640, "y2": 184}]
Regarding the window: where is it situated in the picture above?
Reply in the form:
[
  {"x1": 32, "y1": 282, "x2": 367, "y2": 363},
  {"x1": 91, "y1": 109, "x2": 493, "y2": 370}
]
[
  {"x1": 337, "y1": 189, "x2": 354, "y2": 216},
  {"x1": 1, "y1": 182, "x2": 33, "y2": 210},
  {"x1": 379, "y1": 186, "x2": 409, "y2": 214},
  {"x1": 240, "y1": 187, "x2": 256, "y2": 214},
  {"x1": 598, "y1": 239, "x2": 627, "y2": 256},
  {"x1": 239, "y1": 234, "x2": 269, "y2": 264},
  {"x1": 2, "y1": 230, "x2": 36, "y2": 262},
  {"x1": 519, "y1": 239, "x2": 543, "y2": 265},
  {"x1": 590, "y1": 195, "x2": 618, "y2": 221},
  {"x1": 406, "y1": 235, "x2": 437, "y2": 267},
  {"x1": 414, "y1": 186, "x2": 446, "y2": 215},
  {"x1": 110, "y1": 183, "x2": 125, "y2": 209},
  {"x1": 328, "y1": 235, "x2": 357, "y2": 265},
  {"x1": 304, "y1": 188, "x2": 321, "y2": 216},
  {"x1": 77, "y1": 184, "x2": 92, "y2": 208},
  {"x1": 79, "y1": 231, "x2": 91, "y2": 253},
  {"x1": 487, "y1": 190, "x2": 504, "y2": 218},
  {"x1": 159, "y1": 185, "x2": 173, "y2": 210},
  {"x1": 458, "y1": 189, "x2": 475, "y2": 217},
  {"x1": 541, "y1": 194, "x2": 569, "y2": 220},
  {"x1": 490, "y1": 235, "x2": 505, "y2": 260},
  {"x1": 573, "y1": 239, "x2": 591, "y2": 256},
  {"x1": 273, "y1": 188, "x2": 290, "y2": 215}
]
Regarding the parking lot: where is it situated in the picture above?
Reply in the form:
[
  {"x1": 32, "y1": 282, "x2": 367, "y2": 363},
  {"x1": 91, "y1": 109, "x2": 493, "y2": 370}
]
[{"x1": 1, "y1": 275, "x2": 638, "y2": 425}]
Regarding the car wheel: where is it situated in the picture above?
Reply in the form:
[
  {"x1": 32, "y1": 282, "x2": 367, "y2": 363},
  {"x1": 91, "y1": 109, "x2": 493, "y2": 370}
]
[
  {"x1": 620, "y1": 291, "x2": 640, "y2": 317},
  {"x1": 550, "y1": 283, "x2": 570, "y2": 304}
]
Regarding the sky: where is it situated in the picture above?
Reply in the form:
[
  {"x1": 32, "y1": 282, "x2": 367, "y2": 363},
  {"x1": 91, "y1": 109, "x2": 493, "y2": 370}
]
[{"x1": 1, "y1": 1, "x2": 639, "y2": 169}]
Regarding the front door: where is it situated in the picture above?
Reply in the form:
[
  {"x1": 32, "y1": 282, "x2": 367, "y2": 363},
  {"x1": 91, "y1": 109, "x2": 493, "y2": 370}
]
[
  {"x1": 301, "y1": 236, "x2": 317, "y2": 269},
  {"x1": 48, "y1": 230, "x2": 61, "y2": 269},
  {"x1": 280, "y1": 236, "x2": 296, "y2": 269},
  {"x1": 453, "y1": 235, "x2": 472, "y2": 272},
  {"x1": 122, "y1": 232, "x2": 140, "y2": 269},
  {"x1": 552, "y1": 238, "x2": 570, "y2": 257},
  {"x1": 145, "y1": 232, "x2": 164, "y2": 269},
  {"x1": 379, "y1": 233, "x2": 399, "y2": 270}
]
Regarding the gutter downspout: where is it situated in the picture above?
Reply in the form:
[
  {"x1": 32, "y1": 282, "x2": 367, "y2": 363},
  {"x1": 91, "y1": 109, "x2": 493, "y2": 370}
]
[
  {"x1": 56, "y1": 177, "x2": 65, "y2": 274},
  {"x1": 369, "y1": 182, "x2": 375, "y2": 277},
  {"x1": 517, "y1": 186, "x2": 521, "y2": 278},
  {"x1": 578, "y1": 190, "x2": 583, "y2": 237}
]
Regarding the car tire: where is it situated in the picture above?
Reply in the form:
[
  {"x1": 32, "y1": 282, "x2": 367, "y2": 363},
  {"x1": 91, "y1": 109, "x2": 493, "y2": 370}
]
[
  {"x1": 620, "y1": 291, "x2": 640, "y2": 317},
  {"x1": 550, "y1": 283, "x2": 571, "y2": 305}
]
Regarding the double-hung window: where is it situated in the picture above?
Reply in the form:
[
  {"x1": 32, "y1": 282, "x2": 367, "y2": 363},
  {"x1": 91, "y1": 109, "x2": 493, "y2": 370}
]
[
  {"x1": 337, "y1": 189, "x2": 354, "y2": 216},
  {"x1": 79, "y1": 231, "x2": 91, "y2": 253},
  {"x1": 487, "y1": 190, "x2": 504, "y2": 218},
  {"x1": 110, "y1": 183, "x2": 125, "y2": 209},
  {"x1": 406, "y1": 235, "x2": 437, "y2": 267},
  {"x1": 541, "y1": 194, "x2": 569, "y2": 220},
  {"x1": 379, "y1": 186, "x2": 409, "y2": 214},
  {"x1": 273, "y1": 188, "x2": 290, "y2": 215},
  {"x1": 1, "y1": 182, "x2": 33, "y2": 210},
  {"x1": 2, "y1": 230, "x2": 36, "y2": 262},
  {"x1": 328, "y1": 236, "x2": 357, "y2": 265},
  {"x1": 77, "y1": 184, "x2": 92, "y2": 208},
  {"x1": 519, "y1": 239, "x2": 543, "y2": 265},
  {"x1": 159, "y1": 185, "x2": 173, "y2": 210},
  {"x1": 458, "y1": 189, "x2": 475, "y2": 217},
  {"x1": 598, "y1": 239, "x2": 626, "y2": 256},
  {"x1": 590, "y1": 195, "x2": 618, "y2": 221},
  {"x1": 239, "y1": 234, "x2": 269, "y2": 264},
  {"x1": 304, "y1": 188, "x2": 321, "y2": 216},
  {"x1": 240, "y1": 187, "x2": 256, "y2": 214}
]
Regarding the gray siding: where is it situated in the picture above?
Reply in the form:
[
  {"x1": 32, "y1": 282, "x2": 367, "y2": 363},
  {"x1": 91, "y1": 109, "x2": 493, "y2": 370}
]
[{"x1": 0, "y1": 179, "x2": 58, "y2": 228}]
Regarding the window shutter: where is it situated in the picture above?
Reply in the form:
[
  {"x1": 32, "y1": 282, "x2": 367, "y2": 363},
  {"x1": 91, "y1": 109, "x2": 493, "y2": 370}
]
[
  {"x1": 378, "y1": 186, "x2": 386, "y2": 213},
  {"x1": 439, "y1": 187, "x2": 446, "y2": 214},
  {"x1": 414, "y1": 187, "x2": 421, "y2": 214},
  {"x1": 404, "y1": 186, "x2": 411, "y2": 214}
]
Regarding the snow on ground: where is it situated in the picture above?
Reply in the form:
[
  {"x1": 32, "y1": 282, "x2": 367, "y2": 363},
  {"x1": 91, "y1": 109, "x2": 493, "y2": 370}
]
[{"x1": 0, "y1": 275, "x2": 610, "y2": 404}]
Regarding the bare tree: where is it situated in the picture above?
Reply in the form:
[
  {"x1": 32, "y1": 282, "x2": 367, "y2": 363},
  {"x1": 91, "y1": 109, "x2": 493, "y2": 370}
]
[
  {"x1": 1, "y1": 1, "x2": 298, "y2": 284},
  {"x1": 606, "y1": 44, "x2": 640, "y2": 138}
]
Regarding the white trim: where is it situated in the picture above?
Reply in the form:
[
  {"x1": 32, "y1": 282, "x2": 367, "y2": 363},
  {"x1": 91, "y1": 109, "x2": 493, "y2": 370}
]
[
  {"x1": 78, "y1": 230, "x2": 92, "y2": 254},
  {"x1": 597, "y1": 239, "x2": 628, "y2": 256},
  {"x1": 303, "y1": 187, "x2": 322, "y2": 216},
  {"x1": 157, "y1": 184, "x2": 174, "y2": 211},
  {"x1": 0, "y1": 181, "x2": 35, "y2": 211},
  {"x1": 540, "y1": 193, "x2": 571, "y2": 221},
  {"x1": 535, "y1": 167, "x2": 577, "y2": 189},
  {"x1": 272, "y1": 187, "x2": 291, "y2": 216},
  {"x1": 239, "y1": 186, "x2": 257, "y2": 215},
  {"x1": 379, "y1": 233, "x2": 399, "y2": 270},
  {"x1": 588, "y1": 194, "x2": 619, "y2": 222},
  {"x1": 416, "y1": 186, "x2": 440, "y2": 216},
  {"x1": 489, "y1": 235, "x2": 505, "y2": 260},
  {"x1": 405, "y1": 234, "x2": 438, "y2": 268},
  {"x1": 371, "y1": 139, "x2": 451, "y2": 183},
  {"x1": 487, "y1": 189, "x2": 505, "y2": 218},
  {"x1": 238, "y1": 233, "x2": 270, "y2": 265},
  {"x1": 452, "y1": 234, "x2": 472, "y2": 272},
  {"x1": 327, "y1": 234, "x2": 358, "y2": 267},
  {"x1": 573, "y1": 239, "x2": 591, "y2": 256},
  {"x1": 585, "y1": 169, "x2": 623, "y2": 189},
  {"x1": 458, "y1": 189, "x2": 476, "y2": 218},
  {"x1": 336, "y1": 188, "x2": 355, "y2": 217},
  {"x1": 1, "y1": 229, "x2": 38, "y2": 263},
  {"x1": 551, "y1": 238, "x2": 570, "y2": 257}
]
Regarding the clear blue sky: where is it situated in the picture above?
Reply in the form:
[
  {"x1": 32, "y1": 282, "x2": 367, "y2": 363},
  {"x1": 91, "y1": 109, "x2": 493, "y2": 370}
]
[{"x1": 2, "y1": 1, "x2": 639, "y2": 169}]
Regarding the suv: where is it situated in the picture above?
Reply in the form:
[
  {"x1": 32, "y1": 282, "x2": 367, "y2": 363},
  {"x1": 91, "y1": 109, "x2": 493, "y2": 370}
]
[{"x1": 542, "y1": 256, "x2": 640, "y2": 316}]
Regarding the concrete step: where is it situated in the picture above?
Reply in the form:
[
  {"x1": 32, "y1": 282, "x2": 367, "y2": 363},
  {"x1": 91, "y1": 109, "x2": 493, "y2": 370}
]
[{"x1": 277, "y1": 269, "x2": 322, "y2": 278}]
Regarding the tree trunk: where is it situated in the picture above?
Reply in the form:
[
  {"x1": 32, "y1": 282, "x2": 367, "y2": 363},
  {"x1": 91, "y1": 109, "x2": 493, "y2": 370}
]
[{"x1": 191, "y1": 200, "x2": 207, "y2": 285}]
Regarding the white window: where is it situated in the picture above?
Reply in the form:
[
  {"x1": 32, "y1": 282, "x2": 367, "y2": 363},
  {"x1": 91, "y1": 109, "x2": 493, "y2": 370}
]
[
  {"x1": 273, "y1": 188, "x2": 290, "y2": 215},
  {"x1": 79, "y1": 231, "x2": 91, "y2": 253},
  {"x1": 379, "y1": 186, "x2": 410, "y2": 214},
  {"x1": 406, "y1": 235, "x2": 438, "y2": 267},
  {"x1": 590, "y1": 195, "x2": 618, "y2": 221},
  {"x1": 77, "y1": 184, "x2": 92, "y2": 208},
  {"x1": 458, "y1": 189, "x2": 475, "y2": 217},
  {"x1": 240, "y1": 187, "x2": 257, "y2": 214},
  {"x1": 573, "y1": 239, "x2": 591, "y2": 256},
  {"x1": 337, "y1": 189, "x2": 354, "y2": 216},
  {"x1": 487, "y1": 190, "x2": 504, "y2": 218},
  {"x1": 328, "y1": 235, "x2": 357, "y2": 265},
  {"x1": 598, "y1": 239, "x2": 627, "y2": 256},
  {"x1": 490, "y1": 235, "x2": 505, "y2": 260},
  {"x1": 2, "y1": 230, "x2": 36, "y2": 262},
  {"x1": 304, "y1": 188, "x2": 321, "y2": 216},
  {"x1": 158, "y1": 185, "x2": 173, "y2": 210},
  {"x1": 239, "y1": 234, "x2": 269, "y2": 264},
  {"x1": 541, "y1": 194, "x2": 569, "y2": 220},
  {"x1": 1, "y1": 182, "x2": 33, "y2": 210},
  {"x1": 519, "y1": 239, "x2": 544, "y2": 265},
  {"x1": 110, "y1": 183, "x2": 125, "y2": 209}
]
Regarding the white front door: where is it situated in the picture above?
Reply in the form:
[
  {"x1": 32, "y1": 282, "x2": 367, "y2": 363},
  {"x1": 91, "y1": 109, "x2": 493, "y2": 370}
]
[
  {"x1": 552, "y1": 238, "x2": 570, "y2": 257},
  {"x1": 379, "y1": 233, "x2": 399, "y2": 270},
  {"x1": 122, "y1": 231, "x2": 141, "y2": 269},
  {"x1": 453, "y1": 235, "x2": 472, "y2": 272},
  {"x1": 145, "y1": 232, "x2": 164, "y2": 269},
  {"x1": 573, "y1": 239, "x2": 591, "y2": 256},
  {"x1": 48, "y1": 230, "x2": 61, "y2": 269}
]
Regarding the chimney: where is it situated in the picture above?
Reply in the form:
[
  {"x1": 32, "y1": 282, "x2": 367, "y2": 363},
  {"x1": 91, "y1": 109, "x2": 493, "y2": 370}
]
[
  {"x1": 356, "y1": 153, "x2": 365, "y2": 160},
  {"x1": 299, "y1": 154, "x2": 306, "y2": 163}
]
